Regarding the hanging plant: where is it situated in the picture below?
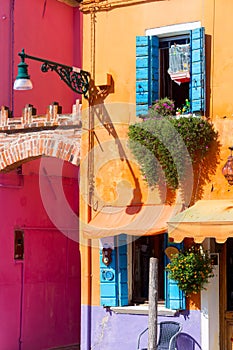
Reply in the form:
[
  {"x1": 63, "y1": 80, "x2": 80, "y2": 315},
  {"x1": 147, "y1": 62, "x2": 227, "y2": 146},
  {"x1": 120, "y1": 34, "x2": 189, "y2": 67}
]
[
  {"x1": 128, "y1": 98, "x2": 218, "y2": 190},
  {"x1": 165, "y1": 245, "x2": 214, "y2": 295}
]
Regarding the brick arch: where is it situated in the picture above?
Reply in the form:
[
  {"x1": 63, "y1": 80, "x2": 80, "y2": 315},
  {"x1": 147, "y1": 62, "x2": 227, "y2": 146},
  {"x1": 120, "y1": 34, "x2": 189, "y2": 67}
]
[{"x1": 0, "y1": 129, "x2": 81, "y2": 172}]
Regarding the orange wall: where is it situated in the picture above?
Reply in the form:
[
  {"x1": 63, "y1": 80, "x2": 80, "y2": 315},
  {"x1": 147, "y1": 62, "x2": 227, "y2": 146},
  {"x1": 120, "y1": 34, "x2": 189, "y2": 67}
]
[{"x1": 80, "y1": 0, "x2": 233, "y2": 304}]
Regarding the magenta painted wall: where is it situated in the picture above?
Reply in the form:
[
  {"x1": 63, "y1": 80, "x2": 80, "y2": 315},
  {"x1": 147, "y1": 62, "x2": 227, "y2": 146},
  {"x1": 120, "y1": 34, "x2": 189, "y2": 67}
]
[
  {"x1": 0, "y1": 0, "x2": 13, "y2": 108},
  {"x1": 0, "y1": 158, "x2": 80, "y2": 350},
  {"x1": 0, "y1": 0, "x2": 82, "y2": 116},
  {"x1": 0, "y1": 1, "x2": 83, "y2": 349}
]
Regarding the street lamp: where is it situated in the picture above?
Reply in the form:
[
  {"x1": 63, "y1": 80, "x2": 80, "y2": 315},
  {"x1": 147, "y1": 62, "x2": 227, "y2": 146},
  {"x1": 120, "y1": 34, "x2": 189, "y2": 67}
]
[{"x1": 14, "y1": 49, "x2": 90, "y2": 98}]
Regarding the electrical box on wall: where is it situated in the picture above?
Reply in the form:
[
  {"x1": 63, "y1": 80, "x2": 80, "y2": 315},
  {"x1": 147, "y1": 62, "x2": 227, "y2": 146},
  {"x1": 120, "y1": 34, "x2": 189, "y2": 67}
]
[{"x1": 14, "y1": 229, "x2": 24, "y2": 260}]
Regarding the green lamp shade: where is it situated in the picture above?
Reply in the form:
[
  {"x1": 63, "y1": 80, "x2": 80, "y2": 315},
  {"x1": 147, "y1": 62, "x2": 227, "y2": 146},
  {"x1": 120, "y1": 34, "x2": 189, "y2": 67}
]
[{"x1": 14, "y1": 61, "x2": 33, "y2": 90}]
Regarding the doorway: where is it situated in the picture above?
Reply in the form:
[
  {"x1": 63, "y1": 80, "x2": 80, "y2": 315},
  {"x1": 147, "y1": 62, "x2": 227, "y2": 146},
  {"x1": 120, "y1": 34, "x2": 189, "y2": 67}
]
[
  {"x1": 131, "y1": 234, "x2": 165, "y2": 304},
  {"x1": 0, "y1": 158, "x2": 81, "y2": 350}
]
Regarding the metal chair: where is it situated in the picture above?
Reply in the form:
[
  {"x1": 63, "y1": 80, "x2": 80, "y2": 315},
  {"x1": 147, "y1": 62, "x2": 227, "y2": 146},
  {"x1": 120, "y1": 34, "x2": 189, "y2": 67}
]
[
  {"x1": 176, "y1": 332, "x2": 202, "y2": 350},
  {"x1": 137, "y1": 321, "x2": 182, "y2": 350}
]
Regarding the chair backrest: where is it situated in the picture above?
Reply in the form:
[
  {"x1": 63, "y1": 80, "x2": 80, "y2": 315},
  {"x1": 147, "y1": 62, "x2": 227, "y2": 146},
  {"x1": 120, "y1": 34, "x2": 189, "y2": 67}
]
[
  {"x1": 176, "y1": 332, "x2": 202, "y2": 350},
  {"x1": 157, "y1": 321, "x2": 182, "y2": 350}
]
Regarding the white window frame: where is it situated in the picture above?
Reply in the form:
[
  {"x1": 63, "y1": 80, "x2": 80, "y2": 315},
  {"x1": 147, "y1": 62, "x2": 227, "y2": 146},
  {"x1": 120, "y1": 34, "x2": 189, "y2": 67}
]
[{"x1": 145, "y1": 21, "x2": 201, "y2": 37}]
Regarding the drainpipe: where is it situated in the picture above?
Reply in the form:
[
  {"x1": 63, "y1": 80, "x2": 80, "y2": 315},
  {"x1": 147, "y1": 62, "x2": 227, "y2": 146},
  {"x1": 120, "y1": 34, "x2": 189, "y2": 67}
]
[
  {"x1": 87, "y1": 223, "x2": 92, "y2": 350},
  {"x1": 85, "y1": 107, "x2": 94, "y2": 349},
  {"x1": 17, "y1": 261, "x2": 24, "y2": 350},
  {"x1": 80, "y1": 208, "x2": 92, "y2": 350},
  {"x1": 81, "y1": 99, "x2": 94, "y2": 350},
  {"x1": 80, "y1": 242, "x2": 91, "y2": 350},
  {"x1": 10, "y1": 0, "x2": 14, "y2": 113}
]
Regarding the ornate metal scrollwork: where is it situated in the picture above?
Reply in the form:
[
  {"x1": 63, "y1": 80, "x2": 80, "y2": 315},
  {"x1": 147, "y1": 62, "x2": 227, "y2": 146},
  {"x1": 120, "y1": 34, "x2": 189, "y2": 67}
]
[{"x1": 41, "y1": 62, "x2": 90, "y2": 98}]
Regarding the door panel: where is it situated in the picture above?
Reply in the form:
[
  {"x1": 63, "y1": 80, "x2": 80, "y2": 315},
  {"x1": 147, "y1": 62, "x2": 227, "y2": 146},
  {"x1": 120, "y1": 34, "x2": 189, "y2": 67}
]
[{"x1": 22, "y1": 230, "x2": 80, "y2": 350}]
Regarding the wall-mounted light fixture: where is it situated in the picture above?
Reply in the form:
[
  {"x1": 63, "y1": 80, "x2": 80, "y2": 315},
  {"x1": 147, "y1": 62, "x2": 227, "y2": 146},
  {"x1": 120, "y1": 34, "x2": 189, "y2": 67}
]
[
  {"x1": 14, "y1": 49, "x2": 90, "y2": 98},
  {"x1": 222, "y1": 146, "x2": 233, "y2": 185}
]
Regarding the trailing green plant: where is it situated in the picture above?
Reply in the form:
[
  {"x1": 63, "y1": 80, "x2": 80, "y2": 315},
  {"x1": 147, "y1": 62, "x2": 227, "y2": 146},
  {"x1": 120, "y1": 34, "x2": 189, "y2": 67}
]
[
  {"x1": 128, "y1": 99, "x2": 218, "y2": 189},
  {"x1": 165, "y1": 245, "x2": 214, "y2": 295}
]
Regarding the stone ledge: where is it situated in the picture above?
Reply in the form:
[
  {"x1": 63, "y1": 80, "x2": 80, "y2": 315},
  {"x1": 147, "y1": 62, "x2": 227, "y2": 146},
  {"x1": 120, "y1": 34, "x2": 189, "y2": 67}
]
[
  {"x1": 0, "y1": 113, "x2": 82, "y2": 132},
  {"x1": 111, "y1": 304, "x2": 177, "y2": 316}
]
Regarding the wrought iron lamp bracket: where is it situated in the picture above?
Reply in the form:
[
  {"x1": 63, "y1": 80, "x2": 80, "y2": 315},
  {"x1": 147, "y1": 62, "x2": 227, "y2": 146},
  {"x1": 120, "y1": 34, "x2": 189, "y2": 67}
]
[{"x1": 18, "y1": 49, "x2": 90, "y2": 98}]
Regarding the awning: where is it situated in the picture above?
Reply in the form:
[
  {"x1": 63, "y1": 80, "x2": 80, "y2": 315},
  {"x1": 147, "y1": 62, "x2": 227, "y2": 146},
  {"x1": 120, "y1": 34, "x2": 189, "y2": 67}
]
[
  {"x1": 83, "y1": 203, "x2": 183, "y2": 239},
  {"x1": 168, "y1": 199, "x2": 233, "y2": 243}
]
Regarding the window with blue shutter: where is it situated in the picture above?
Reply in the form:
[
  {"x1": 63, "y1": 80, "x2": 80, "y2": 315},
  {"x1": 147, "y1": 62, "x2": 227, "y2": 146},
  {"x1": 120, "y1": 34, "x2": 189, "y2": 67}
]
[
  {"x1": 135, "y1": 29, "x2": 205, "y2": 308},
  {"x1": 136, "y1": 27, "x2": 206, "y2": 117},
  {"x1": 100, "y1": 234, "x2": 128, "y2": 307},
  {"x1": 100, "y1": 232, "x2": 185, "y2": 309}
]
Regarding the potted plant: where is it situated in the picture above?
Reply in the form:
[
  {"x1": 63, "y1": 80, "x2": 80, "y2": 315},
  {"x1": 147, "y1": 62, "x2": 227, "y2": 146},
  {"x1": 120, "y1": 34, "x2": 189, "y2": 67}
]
[{"x1": 165, "y1": 245, "x2": 214, "y2": 295}]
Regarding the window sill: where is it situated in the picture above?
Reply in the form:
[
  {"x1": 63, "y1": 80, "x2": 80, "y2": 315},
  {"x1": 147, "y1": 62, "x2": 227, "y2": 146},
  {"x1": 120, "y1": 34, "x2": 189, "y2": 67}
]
[{"x1": 111, "y1": 304, "x2": 177, "y2": 316}]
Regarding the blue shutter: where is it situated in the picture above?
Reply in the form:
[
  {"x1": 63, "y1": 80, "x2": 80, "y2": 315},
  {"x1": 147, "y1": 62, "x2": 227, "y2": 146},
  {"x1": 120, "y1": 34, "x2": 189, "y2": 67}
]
[
  {"x1": 136, "y1": 36, "x2": 150, "y2": 117},
  {"x1": 100, "y1": 234, "x2": 128, "y2": 307},
  {"x1": 165, "y1": 236, "x2": 186, "y2": 310},
  {"x1": 117, "y1": 234, "x2": 128, "y2": 306},
  {"x1": 136, "y1": 36, "x2": 159, "y2": 117},
  {"x1": 190, "y1": 27, "x2": 206, "y2": 115}
]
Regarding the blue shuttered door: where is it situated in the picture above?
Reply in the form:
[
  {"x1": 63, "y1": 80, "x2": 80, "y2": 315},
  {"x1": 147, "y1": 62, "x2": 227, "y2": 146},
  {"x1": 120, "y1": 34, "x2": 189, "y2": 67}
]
[
  {"x1": 136, "y1": 36, "x2": 159, "y2": 117},
  {"x1": 165, "y1": 237, "x2": 186, "y2": 310},
  {"x1": 190, "y1": 27, "x2": 206, "y2": 115},
  {"x1": 100, "y1": 234, "x2": 128, "y2": 307},
  {"x1": 100, "y1": 248, "x2": 118, "y2": 306}
]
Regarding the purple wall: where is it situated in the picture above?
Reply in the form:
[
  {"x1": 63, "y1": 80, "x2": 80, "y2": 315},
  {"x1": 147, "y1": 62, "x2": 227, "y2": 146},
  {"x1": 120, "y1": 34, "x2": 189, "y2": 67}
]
[
  {"x1": 0, "y1": 158, "x2": 80, "y2": 350},
  {"x1": 81, "y1": 305, "x2": 201, "y2": 350}
]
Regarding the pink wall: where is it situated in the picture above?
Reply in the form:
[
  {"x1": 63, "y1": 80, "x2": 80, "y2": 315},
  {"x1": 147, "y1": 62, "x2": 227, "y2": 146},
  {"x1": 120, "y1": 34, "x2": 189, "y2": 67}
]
[
  {"x1": 0, "y1": 0, "x2": 82, "y2": 116},
  {"x1": 0, "y1": 158, "x2": 80, "y2": 350}
]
